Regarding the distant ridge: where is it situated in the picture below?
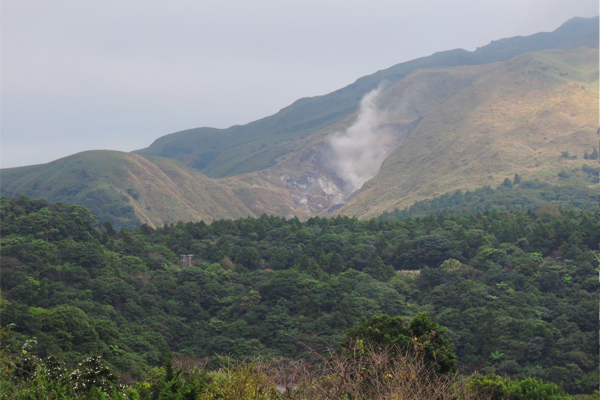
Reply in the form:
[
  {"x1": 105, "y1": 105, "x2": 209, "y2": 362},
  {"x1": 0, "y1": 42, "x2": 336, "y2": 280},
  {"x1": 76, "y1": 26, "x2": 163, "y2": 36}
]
[{"x1": 135, "y1": 16, "x2": 599, "y2": 178}]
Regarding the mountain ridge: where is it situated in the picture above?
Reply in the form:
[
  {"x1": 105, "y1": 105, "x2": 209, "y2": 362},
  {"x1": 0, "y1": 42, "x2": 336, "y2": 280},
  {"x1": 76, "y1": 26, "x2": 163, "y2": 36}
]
[
  {"x1": 135, "y1": 16, "x2": 599, "y2": 178},
  {"x1": 2, "y1": 17, "x2": 598, "y2": 228}
]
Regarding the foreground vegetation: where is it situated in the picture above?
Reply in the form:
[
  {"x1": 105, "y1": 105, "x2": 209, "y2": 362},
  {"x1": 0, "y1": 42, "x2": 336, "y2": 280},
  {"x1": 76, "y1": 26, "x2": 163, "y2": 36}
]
[
  {"x1": 3, "y1": 336, "x2": 597, "y2": 400},
  {"x1": 1, "y1": 196, "x2": 598, "y2": 396}
]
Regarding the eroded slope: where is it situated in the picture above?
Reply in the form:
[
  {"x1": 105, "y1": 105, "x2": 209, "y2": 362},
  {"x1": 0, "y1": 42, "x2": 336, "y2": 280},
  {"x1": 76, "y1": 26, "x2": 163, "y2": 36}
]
[{"x1": 340, "y1": 48, "x2": 599, "y2": 218}]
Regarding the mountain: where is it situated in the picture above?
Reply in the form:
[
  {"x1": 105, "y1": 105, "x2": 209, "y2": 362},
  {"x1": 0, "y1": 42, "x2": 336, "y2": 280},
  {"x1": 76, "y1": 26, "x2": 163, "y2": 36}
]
[
  {"x1": 135, "y1": 17, "x2": 599, "y2": 179},
  {"x1": 2, "y1": 17, "x2": 598, "y2": 227},
  {"x1": 339, "y1": 47, "x2": 600, "y2": 218},
  {"x1": 210, "y1": 46, "x2": 599, "y2": 218}
]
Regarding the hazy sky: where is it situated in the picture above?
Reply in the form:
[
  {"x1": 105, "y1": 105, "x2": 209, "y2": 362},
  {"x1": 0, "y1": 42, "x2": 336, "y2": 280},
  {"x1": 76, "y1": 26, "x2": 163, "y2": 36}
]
[{"x1": 2, "y1": 1, "x2": 598, "y2": 168}]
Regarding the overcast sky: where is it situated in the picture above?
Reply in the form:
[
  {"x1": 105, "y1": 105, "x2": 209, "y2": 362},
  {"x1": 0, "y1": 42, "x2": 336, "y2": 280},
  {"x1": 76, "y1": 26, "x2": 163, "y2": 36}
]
[{"x1": 2, "y1": 1, "x2": 598, "y2": 168}]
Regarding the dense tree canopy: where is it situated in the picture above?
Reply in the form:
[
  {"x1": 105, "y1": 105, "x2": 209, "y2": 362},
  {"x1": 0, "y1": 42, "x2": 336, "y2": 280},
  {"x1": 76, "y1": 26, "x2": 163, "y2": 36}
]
[
  {"x1": 1, "y1": 195, "x2": 598, "y2": 394},
  {"x1": 378, "y1": 174, "x2": 599, "y2": 221}
]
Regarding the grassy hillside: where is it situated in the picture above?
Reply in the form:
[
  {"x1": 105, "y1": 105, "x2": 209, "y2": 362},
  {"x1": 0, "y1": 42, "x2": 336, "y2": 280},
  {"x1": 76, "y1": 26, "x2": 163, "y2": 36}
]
[
  {"x1": 135, "y1": 17, "x2": 598, "y2": 179},
  {"x1": 338, "y1": 47, "x2": 599, "y2": 219},
  {"x1": 3, "y1": 48, "x2": 596, "y2": 228},
  {"x1": 0, "y1": 151, "x2": 256, "y2": 228},
  {"x1": 227, "y1": 47, "x2": 598, "y2": 220},
  {"x1": 2, "y1": 19, "x2": 598, "y2": 227}
]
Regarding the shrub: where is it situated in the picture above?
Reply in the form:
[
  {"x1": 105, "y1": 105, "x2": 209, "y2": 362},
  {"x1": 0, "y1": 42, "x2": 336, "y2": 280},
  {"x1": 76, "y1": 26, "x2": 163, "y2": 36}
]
[{"x1": 468, "y1": 373, "x2": 575, "y2": 400}]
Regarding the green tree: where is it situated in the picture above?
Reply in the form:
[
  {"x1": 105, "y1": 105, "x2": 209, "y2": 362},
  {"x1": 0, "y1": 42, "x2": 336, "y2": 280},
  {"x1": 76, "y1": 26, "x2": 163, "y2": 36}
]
[
  {"x1": 513, "y1": 173, "x2": 522, "y2": 185},
  {"x1": 502, "y1": 178, "x2": 513, "y2": 188},
  {"x1": 328, "y1": 252, "x2": 344, "y2": 274},
  {"x1": 364, "y1": 255, "x2": 395, "y2": 281},
  {"x1": 342, "y1": 313, "x2": 457, "y2": 374},
  {"x1": 468, "y1": 374, "x2": 573, "y2": 400}
]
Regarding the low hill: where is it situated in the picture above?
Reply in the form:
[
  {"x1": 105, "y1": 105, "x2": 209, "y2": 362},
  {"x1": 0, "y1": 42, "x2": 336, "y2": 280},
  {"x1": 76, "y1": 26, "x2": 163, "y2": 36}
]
[
  {"x1": 0, "y1": 151, "x2": 257, "y2": 228},
  {"x1": 378, "y1": 171, "x2": 600, "y2": 221}
]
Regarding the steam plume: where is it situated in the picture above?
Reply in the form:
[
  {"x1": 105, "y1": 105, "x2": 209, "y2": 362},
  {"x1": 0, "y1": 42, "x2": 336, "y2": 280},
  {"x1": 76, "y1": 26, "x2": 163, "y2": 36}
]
[{"x1": 328, "y1": 86, "x2": 395, "y2": 194}]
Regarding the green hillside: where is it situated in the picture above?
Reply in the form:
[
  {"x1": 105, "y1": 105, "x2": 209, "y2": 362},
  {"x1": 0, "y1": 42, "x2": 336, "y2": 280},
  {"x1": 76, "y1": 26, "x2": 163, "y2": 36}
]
[
  {"x1": 0, "y1": 151, "x2": 256, "y2": 228},
  {"x1": 2, "y1": 17, "x2": 599, "y2": 400},
  {"x1": 135, "y1": 17, "x2": 599, "y2": 179}
]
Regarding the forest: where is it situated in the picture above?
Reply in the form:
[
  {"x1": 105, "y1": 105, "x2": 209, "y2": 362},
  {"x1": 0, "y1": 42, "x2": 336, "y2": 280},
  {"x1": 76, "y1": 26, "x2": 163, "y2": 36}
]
[
  {"x1": 0, "y1": 195, "x2": 598, "y2": 398},
  {"x1": 378, "y1": 173, "x2": 599, "y2": 221}
]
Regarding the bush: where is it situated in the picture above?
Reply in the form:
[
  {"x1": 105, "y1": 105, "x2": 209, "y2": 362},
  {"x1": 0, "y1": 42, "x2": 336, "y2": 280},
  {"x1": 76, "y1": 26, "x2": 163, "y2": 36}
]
[
  {"x1": 259, "y1": 342, "x2": 484, "y2": 400},
  {"x1": 203, "y1": 362, "x2": 278, "y2": 400},
  {"x1": 468, "y1": 373, "x2": 575, "y2": 400},
  {"x1": 341, "y1": 313, "x2": 457, "y2": 374}
]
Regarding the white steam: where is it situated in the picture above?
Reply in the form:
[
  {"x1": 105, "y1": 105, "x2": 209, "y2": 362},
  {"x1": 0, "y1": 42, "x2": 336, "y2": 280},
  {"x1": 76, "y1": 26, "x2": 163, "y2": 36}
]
[{"x1": 328, "y1": 86, "x2": 395, "y2": 194}]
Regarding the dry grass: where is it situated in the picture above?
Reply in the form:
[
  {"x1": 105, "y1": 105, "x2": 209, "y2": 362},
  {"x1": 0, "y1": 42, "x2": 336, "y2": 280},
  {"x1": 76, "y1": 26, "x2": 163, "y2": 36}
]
[
  {"x1": 211, "y1": 342, "x2": 488, "y2": 400},
  {"x1": 338, "y1": 48, "x2": 599, "y2": 220},
  {"x1": 172, "y1": 354, "x2": 210, "y2": 371}
]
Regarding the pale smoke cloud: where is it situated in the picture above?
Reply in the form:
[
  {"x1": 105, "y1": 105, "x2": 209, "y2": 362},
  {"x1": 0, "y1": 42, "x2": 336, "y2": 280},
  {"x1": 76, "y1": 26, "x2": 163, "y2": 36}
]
[{"x1": 328, "y1": 86, "x2": 395, "y2": 193}]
